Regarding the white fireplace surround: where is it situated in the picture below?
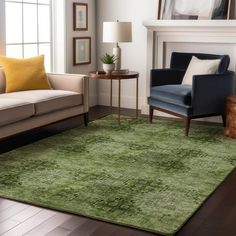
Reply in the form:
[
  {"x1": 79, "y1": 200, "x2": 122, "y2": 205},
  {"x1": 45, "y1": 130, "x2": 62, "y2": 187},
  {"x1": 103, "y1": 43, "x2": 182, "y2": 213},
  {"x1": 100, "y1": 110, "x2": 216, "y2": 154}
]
[{"x1": 142, "y1": 20, "x2": 236, "y2": 118}]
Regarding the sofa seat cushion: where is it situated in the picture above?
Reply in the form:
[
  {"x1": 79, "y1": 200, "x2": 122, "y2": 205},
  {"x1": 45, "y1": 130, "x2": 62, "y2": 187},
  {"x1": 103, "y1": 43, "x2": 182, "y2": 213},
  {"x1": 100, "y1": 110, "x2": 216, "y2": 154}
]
[
  {"x1": 0, "y1": 90, "x2": 83, "y2": 116},
  {"x1": 0, "y1": 98, "x2": 35, "y2": 126},
  {"x1": 150, "y1": 85, "x2": 192, "y2": 106}
]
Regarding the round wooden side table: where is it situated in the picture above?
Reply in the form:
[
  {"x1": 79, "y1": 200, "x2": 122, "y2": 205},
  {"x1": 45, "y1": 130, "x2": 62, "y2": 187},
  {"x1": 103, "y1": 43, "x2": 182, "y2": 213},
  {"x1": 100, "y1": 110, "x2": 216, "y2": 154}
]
[
  {"x1": 90, "y1": 71, "x2": 139, "y2": 124},
  {"x1": 225, "y1": 96, "x2": 236, "y2": 138}
]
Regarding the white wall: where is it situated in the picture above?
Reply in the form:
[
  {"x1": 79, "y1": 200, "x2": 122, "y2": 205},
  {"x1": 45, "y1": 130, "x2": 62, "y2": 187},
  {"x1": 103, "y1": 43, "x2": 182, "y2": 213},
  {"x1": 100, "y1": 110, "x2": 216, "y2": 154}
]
[
  {"x1": 65, "y1": 0, "x2": 97, "y2": 107},
  {"x1": 96, "y1": 0, "x2": 158, "y2": 109}
]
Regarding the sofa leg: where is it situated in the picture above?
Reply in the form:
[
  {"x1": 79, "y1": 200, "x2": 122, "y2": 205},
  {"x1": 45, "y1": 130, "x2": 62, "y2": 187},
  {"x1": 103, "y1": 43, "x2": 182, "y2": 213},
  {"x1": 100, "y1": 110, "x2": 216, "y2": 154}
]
[
  {"x1": 149, "y1": 106, "x2": 154, "y2": 123},
  {"x1": 83, "y1": 112, "x2": 89, "y2": 127},
  {"x1": 185, "y1": 117, "x2": 191, "y2": 136},
  {"x1": 222, "y1": 114, "x2": 226, "y2": 127}
]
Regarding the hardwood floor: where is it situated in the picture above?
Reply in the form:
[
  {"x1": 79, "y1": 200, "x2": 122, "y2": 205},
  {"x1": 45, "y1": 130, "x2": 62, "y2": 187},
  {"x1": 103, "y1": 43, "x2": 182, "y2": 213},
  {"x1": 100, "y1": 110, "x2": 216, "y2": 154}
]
[
  {"x1": 0, "y1": 199, "x2": 156, "y2": 236},
  {"x1": 0, "y1": 106, "x2": 235, "y2": 236}
]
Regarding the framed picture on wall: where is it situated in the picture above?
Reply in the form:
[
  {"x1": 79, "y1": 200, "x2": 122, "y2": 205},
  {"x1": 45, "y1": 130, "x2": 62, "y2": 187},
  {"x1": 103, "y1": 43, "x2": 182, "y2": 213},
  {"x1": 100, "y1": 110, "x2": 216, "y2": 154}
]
[
  {"x1": 73, "y1": 37, "x2": 91, "y2": 65},
  {"x1": 212, "y1": 0, "x2": 231, "y2": 19},
  {"x1": 159, "y1": 0, "x2": 231, "y2": 20},
  {"x1": 73, "y1": 3, "x2": 88, "y2": 31}
]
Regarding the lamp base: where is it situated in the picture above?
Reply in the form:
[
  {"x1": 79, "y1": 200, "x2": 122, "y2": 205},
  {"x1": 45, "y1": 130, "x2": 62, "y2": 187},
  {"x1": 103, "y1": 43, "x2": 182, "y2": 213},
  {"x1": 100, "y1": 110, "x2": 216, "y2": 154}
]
[{"x1": 113, "y1": 44, "x2": 121, "y2": 70}]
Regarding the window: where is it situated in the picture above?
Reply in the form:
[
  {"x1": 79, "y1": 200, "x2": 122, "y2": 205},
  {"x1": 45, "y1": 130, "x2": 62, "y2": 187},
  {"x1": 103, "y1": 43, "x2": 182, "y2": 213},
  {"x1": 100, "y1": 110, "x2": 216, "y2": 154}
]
[{"x1": 5, "y1": 0, "x2": 52, "y2": 71}]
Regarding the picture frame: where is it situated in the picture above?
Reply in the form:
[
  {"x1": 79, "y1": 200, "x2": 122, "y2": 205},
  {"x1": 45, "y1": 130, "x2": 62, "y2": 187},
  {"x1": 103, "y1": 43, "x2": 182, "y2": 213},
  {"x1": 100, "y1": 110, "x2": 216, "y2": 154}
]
[
  {"x1": 159, "y1": 0, "x2": 231, "y2": 20},
  {"x1": 73, "y1": 3, "x2": 88, "y2": 31},
  {"x1": 73, "y1": 37, "x2": 91, "y2": 65},
  {"x1": 157, "y1": 0, "x2": 162, "y2": 19},
  {"x1": 211, "y1": 0, "x2": 231, "y2": 19}
]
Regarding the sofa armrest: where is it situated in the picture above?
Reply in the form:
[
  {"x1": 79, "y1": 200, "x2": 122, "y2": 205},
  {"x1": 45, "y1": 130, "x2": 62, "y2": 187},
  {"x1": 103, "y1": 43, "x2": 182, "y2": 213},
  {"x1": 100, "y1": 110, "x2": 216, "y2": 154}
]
[
  {"x1": 151, "y1": 69, "x2": 185, "y2": 87},
  {"x1": 47, "y1": 73, "x2": 89, "y2": 113},
  {"x1": 192, "y1": 71, "x2": 235, "y2": 116}
]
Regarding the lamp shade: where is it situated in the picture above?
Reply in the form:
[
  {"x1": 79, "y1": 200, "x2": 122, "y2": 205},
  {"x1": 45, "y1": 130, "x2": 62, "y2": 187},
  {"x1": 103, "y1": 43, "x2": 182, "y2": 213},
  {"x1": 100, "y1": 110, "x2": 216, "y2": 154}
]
[{"x1": 103, "y1": 22, "x2": 132, "y2": 43}]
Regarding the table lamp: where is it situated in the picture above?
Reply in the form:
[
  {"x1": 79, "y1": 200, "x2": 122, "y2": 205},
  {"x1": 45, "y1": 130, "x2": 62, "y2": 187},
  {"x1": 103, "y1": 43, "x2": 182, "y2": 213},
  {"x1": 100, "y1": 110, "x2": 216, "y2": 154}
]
[{"x1": 103, "y1": 21, "x2": 132, "y2": 72}]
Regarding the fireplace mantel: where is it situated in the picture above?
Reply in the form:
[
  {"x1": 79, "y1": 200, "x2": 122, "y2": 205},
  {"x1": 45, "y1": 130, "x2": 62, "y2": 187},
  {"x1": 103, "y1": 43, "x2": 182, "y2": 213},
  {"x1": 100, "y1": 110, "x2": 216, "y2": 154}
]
[
  {"x1": 143, "y1": 20, "x2": 236, "y2": 32},
  {"x1": 143, "y1": 19, "x2": 236, "y2": 76},
  {"x1": 142, "y1": 20, "x2": 236, "y2": 115},
  {"x1": 144, "y1": 20, "x2": 236, "y2": 69}
]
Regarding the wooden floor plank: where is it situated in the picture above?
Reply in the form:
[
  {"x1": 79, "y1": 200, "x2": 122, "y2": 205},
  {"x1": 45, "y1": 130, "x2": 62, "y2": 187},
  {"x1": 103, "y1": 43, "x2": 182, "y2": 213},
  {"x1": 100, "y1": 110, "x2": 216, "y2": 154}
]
[
  {"x1": 0, "y1": 219, "x2": 21, "y2": 235},
  {"x1": 45, "y1": 227, "x2": 71, "y2": 236},
  {"x1": 2, "y1": 209, "x2": 56, "y2": 236},
  {"x1": 90, "y1": 222, "x2": 117, "y2": 236},
  {"x1": 24, "y1": 212, "x2": 72, "y2": 236},
  {"x1": 130, "y1": 230, "x2": 158, "y2": 236},
  {"x1": 10, "y1": 206, "x2": 42, "y2": 223},
  {"x1": 111, "y1": 227, "x2": 136, "y2": 236},
  {"x1": 68, "y1": 221, "x2": 101, "y2": 236},
  {"x1": 0, "y1": 203, "x2": 29, "y2": 223},
  {"x1": 60, "y1": 215, "x2": 87, "y2": 231},
  {"x1": 0, "y1": 199, "x2": 17, "y2": 213}
]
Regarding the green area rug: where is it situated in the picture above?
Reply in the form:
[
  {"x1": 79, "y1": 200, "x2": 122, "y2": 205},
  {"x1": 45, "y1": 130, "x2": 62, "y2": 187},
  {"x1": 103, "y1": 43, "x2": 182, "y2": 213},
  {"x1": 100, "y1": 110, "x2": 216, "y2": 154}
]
[{"x1": 0, "y1": 116, "x2": 235, "y2": 235}]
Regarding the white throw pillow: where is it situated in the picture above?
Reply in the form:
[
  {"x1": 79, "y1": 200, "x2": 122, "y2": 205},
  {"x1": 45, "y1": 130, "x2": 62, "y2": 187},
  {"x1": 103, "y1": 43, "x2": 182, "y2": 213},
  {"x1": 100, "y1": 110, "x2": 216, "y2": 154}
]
[{"x1": 182, "y1": 56, "x2": 221, "y2": 85}]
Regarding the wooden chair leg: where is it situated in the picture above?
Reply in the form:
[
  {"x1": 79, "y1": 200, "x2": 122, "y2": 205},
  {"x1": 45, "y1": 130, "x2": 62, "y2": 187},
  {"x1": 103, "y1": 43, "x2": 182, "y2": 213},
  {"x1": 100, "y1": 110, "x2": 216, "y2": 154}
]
[
  {"x1": 222, "y1": 114, "x2": 226, "y2": 127},
  {"x1": 185, "y1": 117, "x2": 191, "y2": 136},
  {"x1": 149, "y1": 106, "x2": 154, "y2": 123},
  {"x1": 83, "y1": 112, "x2": 89, "y2": 127}
]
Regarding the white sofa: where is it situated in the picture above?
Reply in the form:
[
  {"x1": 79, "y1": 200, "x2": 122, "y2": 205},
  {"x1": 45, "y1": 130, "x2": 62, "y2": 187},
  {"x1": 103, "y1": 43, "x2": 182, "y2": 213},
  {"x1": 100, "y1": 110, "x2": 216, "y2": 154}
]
[{"x1": 0, "y1": 68, "x2": 89, "y2": 140}]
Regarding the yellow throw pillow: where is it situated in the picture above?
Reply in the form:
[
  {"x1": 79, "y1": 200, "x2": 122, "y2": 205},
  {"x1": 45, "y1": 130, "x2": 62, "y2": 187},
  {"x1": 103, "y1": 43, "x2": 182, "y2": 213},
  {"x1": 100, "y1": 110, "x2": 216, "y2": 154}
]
[{"x1": 0, "y1": 55, "x2": 51, "y2": 93}]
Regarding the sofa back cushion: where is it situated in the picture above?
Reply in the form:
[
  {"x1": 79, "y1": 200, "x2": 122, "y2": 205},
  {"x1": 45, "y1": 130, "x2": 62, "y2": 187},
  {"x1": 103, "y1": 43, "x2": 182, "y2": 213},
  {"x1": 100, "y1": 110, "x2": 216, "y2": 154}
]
[
  {"x1": 0, "y1": 67, "x2": 6, "y2": 94},
  {"x1": 170, "y1": 52, "x2": 230, "y2": 74}
]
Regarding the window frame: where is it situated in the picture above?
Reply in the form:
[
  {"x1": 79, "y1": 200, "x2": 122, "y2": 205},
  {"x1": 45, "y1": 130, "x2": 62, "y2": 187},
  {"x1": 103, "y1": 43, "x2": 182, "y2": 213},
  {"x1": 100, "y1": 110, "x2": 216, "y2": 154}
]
[{"x1": 4, "y1": 0, "x2": 53, "y2": 71}]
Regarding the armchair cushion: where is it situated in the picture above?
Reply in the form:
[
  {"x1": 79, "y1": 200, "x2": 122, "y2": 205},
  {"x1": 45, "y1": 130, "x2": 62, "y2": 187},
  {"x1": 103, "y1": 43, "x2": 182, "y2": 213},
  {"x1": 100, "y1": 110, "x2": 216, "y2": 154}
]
[
  {"x1": 151, "y1": 85, "x2": 192, "y2": 106},
  {"x1": 182, "y1": 56, "x2": 220, "y2": 85}
]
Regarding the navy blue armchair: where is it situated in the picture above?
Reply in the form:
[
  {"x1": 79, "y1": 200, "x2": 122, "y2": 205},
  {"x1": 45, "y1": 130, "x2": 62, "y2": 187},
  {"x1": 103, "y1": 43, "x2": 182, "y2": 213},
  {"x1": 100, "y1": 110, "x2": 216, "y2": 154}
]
[{"x1": 148, "y1": 52, "x2": 235, "y2": 136}]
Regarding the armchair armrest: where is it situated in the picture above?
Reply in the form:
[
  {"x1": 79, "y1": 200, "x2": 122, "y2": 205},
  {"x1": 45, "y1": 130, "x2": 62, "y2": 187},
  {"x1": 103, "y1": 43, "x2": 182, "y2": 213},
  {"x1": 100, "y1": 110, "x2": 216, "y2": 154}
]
[
  {"x1": 192, "y1": 71, "x2": 235, "y2": 116},
  {"x1": 47, "y1": 73, "x2": 89, "y2": 113},
  {"x1": 151, "y1": 69, "x2": 185, "y2": 87}
]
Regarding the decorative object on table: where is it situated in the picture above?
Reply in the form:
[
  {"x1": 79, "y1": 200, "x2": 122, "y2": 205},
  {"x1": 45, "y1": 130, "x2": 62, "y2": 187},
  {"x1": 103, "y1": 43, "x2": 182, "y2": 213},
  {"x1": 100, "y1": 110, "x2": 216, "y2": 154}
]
[
  {"x1": 89, "y1": 71, "x2": 139, "y2": 124},
  {"x1": 225, "y1": 96, "x2": 236, "y2": 138},
  {"x1": 0, "y1": 116, "x2": 235, "y2": 235},
  {"x1": 100, "y1": 53, "x2": 117, "y2": 74},
  {"x1": 95, "y1": 71, "x2": 106, "y2": 76},
  {"x1": 159, "y1": 0, "x2": 231, "y2": 20},
  {"x1": 103, "y1": 21, "x2": 132, "y2": 71},
  {"x1": 73, "y1": 3, "x2": 88, "y2": 31},
  {"x1": 73, "y1": 37, "x2": 91, "y2": 65},
  {"x1": 148, "y1": 52, "x2": 235, "y2": 136},
  {"x1": 112, "y1": 69, "x2": 129, "y2": 74}
]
